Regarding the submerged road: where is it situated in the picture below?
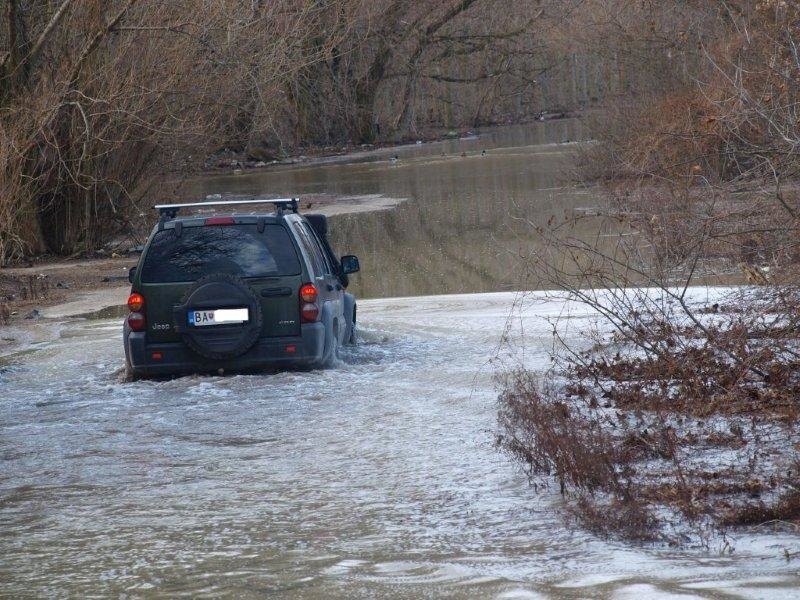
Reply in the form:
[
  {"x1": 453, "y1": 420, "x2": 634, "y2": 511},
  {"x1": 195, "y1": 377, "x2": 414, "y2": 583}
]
[{"x1": 2, "y1": 292, "x2": 800, "y2": 598}]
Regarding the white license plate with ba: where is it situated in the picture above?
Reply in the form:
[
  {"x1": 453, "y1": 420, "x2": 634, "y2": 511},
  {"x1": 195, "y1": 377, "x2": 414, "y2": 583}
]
[{"x1": 188, "y1": 308, "x2": 249, "y2": 326}]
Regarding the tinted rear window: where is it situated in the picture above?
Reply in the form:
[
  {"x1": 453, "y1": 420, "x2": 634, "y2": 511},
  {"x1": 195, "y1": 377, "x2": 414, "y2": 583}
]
[{"x1": 141, "y1": 224, "x2": 300, "y2": 283}]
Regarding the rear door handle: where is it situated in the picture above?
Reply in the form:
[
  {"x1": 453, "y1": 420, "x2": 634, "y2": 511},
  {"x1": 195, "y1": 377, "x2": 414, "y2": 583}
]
[{"x1": 261, "y1": 287, "x2": 292, "y2": 297}]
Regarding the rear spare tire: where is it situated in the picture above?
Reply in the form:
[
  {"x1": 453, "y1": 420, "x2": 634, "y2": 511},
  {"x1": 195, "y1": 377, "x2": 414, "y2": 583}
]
[{"x1": 176, "y1": 273, "x2": 263, "y2": 360}]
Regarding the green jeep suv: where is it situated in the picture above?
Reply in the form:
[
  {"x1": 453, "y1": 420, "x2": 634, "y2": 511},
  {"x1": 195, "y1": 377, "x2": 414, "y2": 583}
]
[{"x1": 123, "y1": 199, "x2": 360, "y2": 378}]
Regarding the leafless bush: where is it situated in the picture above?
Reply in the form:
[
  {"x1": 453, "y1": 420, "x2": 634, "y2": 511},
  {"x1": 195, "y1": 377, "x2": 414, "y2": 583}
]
[
  {"x1": 499, "y1": 2, "x2": 800, "y2": 543},
  {"x1": 18, "y1": 275, "x2": 48, "y2": 302},
  {"x1": 1, "y1": 1, "x2": 573, "y2": 263}
]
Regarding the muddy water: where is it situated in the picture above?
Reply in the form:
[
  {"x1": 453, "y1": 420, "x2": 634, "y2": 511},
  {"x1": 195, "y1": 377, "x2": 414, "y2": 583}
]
[
  {"x1": 184, "y1": 121, "x2": 598, "y2": 299},
  {"x1": 3, "y1": 124, "x2": 800, "y2": 597}
]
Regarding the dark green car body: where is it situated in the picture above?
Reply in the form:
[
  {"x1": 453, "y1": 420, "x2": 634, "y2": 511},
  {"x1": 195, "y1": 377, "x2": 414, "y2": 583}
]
[{"x1": 124, "y1": 207, "x2": 359, "y2": 378}]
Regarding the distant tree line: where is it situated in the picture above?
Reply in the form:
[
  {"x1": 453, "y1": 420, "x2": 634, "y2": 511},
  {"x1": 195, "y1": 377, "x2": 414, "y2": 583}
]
[{"x1": 4, "y1": 1, "x2": 790, "y2": 264}]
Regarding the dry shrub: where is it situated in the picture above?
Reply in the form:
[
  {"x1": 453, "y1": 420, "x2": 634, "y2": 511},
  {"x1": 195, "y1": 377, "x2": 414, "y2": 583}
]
[
  {"x1": 571, "y1": 494, "x2": 659, "y2": 542},
  {"x1": 498, "y1": 372, "x2": 618, "y2": 493},
  {"x1": 608, "y1": 92, "x2": 719, "y2": 181},
  {"x1": 498, "y1": 369, "x2": 660, "y2": 541},
  {"x1": 578, "y1": 1, "x2": 800, "y2": 189},
  {"x1": 499, "y1": 4, "x2": 800, "y2": 544},
  {"x1": 722, "y1": 490, "x2": 800, "y2": 527},
  {"x1": 498, "y1": 287, "x2": 800, "y2": 543},
  {"x1": 17, "y1": 275, "x2": 49, "y2": 302}
]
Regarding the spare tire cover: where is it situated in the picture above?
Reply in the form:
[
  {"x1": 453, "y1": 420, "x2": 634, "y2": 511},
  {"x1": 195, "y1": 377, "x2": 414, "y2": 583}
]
[{"x1": 176, "y1": 273, "x2": 263, "y2": 360}]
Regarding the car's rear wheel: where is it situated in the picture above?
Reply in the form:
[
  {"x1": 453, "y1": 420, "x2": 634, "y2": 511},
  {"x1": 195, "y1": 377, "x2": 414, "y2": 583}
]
[{"x1": 312, "y1": 318, "x2": 338, "y2": 369}]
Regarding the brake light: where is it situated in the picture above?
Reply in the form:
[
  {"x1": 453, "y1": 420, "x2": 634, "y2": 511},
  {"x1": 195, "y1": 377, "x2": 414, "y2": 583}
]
[
  {"x1": 299, "y1": 283, "x2": 318, "y2": 303},
  {"x1": 299, "y1": 283, "x2": 319, "y2": 323},
  {"x1": 127, "y1": 312, "x2": 146, "y2": 332},
  {"x1": 205, "y1": 216, "x2": 236, "y2": 226},
  {"x1": 127, "y1": 293, "x2": 145, "y2": 312}
]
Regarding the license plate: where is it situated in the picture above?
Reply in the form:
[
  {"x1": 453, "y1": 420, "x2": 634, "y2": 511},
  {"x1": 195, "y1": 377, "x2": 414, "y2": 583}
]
[{"x1": 187, "y1": 308, "x2": 249, "y2": 326}]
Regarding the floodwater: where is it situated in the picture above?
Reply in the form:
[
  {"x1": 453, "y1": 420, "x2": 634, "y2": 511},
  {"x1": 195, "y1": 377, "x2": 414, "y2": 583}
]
[
  {"x1": 3, "y1": 123, "x2": 800, "y2": 597},
  {"x1": 182, "y1": 121, "x2": 598, "y2": 299}
]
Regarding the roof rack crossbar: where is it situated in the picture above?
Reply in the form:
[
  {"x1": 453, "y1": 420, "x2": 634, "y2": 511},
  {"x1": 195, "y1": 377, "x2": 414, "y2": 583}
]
[{"x1": 154, "y1": 198, "x2": 299, "y2": 220}]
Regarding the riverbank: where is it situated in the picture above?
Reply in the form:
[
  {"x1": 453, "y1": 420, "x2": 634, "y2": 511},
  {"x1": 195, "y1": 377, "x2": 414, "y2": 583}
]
[
  {"x1": 2, "y1": 118, "x2": 559, "y2": 331},
  {"x1": 199, "y1": 112, "x2": 580, "y2": 175},
  {"x1": 0, "y1": 117, "x2": 589, "y2": 338},
  {"x1": 499, "y1": 284, "x2": 800, "y2": 544},
  {"x1": 0, "y1": 260, "x2": 132, "y2": 360}
]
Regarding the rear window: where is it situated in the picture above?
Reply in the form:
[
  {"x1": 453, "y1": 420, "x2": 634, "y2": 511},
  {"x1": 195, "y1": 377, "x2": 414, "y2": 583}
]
[{"x1": 140, "y1": 224, "x2": 300, "y2": 283}]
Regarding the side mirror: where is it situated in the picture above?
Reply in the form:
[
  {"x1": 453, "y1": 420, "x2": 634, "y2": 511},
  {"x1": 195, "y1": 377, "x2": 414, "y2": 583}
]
[
  {"x1": 340, "y1": 255, "x2": 360, "y2": 275},
  {"x1": 128, "y1": 266, "x2": 137, "y2": 284}
]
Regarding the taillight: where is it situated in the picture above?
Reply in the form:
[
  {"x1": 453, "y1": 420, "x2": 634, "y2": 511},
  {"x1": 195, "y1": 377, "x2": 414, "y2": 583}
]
[
  {"x1": 299, "y1": 283, "x2": 318, "y2": 303},
  {"x1": 127, "y1": 312, "x2": 146, "y2": 332},
  {"x1": 127, "y1": 292, "x2": 145, "y2": 312},
  {"x1": 299, "y1": 283, "x2": 319, "y2": 323},
  {"x1": 301, "y1": 303, "x2": 320, "y2": 323},
  {"x1": 127, "y1": 293, "x2": 146, "y2": 331}
]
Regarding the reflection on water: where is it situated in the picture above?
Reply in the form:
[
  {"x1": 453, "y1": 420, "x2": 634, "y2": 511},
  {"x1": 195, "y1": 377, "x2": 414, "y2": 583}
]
[{"x1": 185, "y1": 121, "x2": 595, "y2": 299}]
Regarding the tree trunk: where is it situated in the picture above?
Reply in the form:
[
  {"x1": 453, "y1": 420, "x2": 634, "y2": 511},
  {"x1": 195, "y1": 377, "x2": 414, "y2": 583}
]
[{"x1": 353, "y1": 46, "x2": 392, "y2": 143}]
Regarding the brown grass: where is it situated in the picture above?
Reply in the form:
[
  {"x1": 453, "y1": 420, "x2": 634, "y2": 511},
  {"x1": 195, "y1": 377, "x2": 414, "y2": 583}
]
[
  {"x1": 722, "y1": 491, "x2": 800, "y2": 527},
  {"x1": 570, "y1": 494, "x2": 660, "y2": 542}
]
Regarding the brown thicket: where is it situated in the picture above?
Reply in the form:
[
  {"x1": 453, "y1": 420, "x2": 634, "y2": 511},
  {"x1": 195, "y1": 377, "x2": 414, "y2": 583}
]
[
  {"x1": 279, "y1": 0, "x2": 550, "y2": 146},
  {"x1": 0, "y1": 1, "x2": 357, "y2": 262},
  {"x1": 499, "y1": 1, "x2": 800, "y2": 544},
  {"x1": 0, "y1": 0, "x2": 562, "y2": 264}
]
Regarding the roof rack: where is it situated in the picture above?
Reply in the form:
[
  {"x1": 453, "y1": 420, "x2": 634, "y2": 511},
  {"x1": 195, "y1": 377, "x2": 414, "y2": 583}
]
[{"x1": 154, "y1": 198, "x2": 299, "y2": 220}]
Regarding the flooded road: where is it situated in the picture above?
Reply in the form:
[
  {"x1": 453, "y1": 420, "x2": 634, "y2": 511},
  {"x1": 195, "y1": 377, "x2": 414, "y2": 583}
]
[
  {"x1": 3, "y1": 294, "x2": 800, "y2": 597},
  {"x1": 183, "y1": 121, "x2": 598, "y2": 299},
  {"x1": 3, "y1": 123, "x2": 800, "y2": 597}
]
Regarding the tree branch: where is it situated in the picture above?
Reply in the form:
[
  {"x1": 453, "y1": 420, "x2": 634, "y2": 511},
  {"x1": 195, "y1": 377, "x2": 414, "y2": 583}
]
[{"x1": 26, "y1": 0, "x2": 76, "y2": 74}]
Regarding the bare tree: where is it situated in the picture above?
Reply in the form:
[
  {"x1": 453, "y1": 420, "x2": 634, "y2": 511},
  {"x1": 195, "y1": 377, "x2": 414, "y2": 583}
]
[
  {"x1": 0, "y1": 0, "x2": 562, "y2": 261},
  {"x1": 0, "y1": 0, "x2": 355, "y2": 261}
]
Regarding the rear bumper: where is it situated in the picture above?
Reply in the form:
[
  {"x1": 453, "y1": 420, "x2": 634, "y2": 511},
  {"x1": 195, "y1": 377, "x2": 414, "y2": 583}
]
[{"x1": 125, "y1": 322, "x2": 325, "y2": 376}]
